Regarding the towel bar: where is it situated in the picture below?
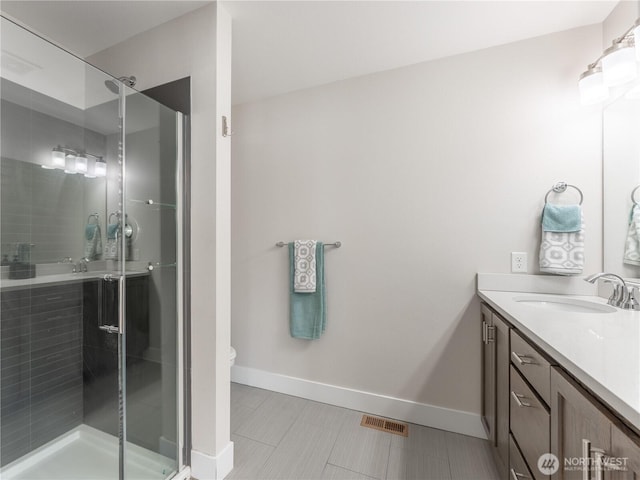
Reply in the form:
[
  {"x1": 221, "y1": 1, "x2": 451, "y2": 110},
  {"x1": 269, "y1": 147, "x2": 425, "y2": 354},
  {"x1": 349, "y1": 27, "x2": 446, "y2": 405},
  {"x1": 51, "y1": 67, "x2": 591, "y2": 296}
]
[
  {"x1": 632, "y1": 185, "x2": 640, "y2": 206},
  {"x1": 544, "y1": 182, "x2": 583, "y2": 205},
  {"x1": 276, "y1": 241, "x2": 341, "y2": 248}
]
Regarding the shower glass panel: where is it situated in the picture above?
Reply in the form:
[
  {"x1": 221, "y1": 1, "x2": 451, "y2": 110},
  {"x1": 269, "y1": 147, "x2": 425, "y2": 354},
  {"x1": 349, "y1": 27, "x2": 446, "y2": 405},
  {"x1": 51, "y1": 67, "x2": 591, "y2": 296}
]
[{"x1": 0, "y1": 16, "x2": 183, "y2": 480}]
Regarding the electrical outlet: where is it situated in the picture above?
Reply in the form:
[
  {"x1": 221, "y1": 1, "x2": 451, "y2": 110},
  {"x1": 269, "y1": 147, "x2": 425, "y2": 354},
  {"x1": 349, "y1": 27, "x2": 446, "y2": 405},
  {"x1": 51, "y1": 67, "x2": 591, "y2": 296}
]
[{"x1": 511, "y1": 252, "x2": 528, "y2": 273}]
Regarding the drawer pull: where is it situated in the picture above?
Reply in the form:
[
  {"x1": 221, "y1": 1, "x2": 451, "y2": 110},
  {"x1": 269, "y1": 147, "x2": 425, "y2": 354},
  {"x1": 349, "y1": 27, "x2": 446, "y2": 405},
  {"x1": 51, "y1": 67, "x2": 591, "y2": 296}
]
[
  {"x1": 511, "y1": 391, "x2": 531, "y2": 408},
  {"x1": 512, "y1": 351, "x2": 537, "y2": 365},
  {"x1": 510, "y1": 469, "x2": 530, "y2": 480},
  {"x1": 582, "y1": 439, "x2": 623, "y2": 480}
]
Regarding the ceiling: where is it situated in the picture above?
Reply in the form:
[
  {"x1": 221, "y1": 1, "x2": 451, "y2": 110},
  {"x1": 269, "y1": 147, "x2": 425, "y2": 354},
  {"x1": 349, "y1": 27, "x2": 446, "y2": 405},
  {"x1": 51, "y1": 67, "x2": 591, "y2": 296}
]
[
  {"x1": 1, "y1": 1, "x2": 619, "y2": 106},
  {"x1": 0, "y1": 1, "x2": 211, "y2": 58}
]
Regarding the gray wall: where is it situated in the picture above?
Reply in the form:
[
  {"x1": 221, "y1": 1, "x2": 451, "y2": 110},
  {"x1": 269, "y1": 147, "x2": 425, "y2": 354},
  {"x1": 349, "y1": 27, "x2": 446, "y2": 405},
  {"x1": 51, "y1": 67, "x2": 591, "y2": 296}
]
[{"x1": 230, "y1": 24, "x2": 603, "y2": 433}]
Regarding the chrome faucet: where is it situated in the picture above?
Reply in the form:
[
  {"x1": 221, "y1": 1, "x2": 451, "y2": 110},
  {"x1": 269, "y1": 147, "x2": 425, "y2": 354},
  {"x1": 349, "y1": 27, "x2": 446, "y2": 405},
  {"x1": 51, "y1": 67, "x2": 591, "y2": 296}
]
[
  {"x1": 585, "y1": 273, "x2": 639, "y2": 310},
  {"x1": 77, "y1": 257, "x2": 89, "y2": 273}
]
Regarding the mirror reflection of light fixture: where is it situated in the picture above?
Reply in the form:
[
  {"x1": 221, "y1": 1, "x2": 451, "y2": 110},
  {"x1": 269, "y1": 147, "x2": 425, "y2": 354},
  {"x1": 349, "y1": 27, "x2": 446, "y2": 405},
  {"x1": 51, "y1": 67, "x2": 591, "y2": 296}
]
[
  {"x1": 44, "y1": 146, "x2": 66, "y2": 169},
  {"x1": 578, "y1": 65, "x2": 609, "y2": 105},
  {"x1": 601, "y1": 40, "x2": 636, "y2": 87},
  {"x1": 75, "y1": 153, "x2": 87, "y2": 174},
  {"x1": 85, "y1": 156, "x2": 96, "y2": 178},
  {"x1": 46, "y1": 146, "x2": 106, "y2": 177},
  {"x1": 94, "y1": 157, "x2": 107, "y2": 177},
  {"x1": 64, "y1": 153, "x2": 77, "y2": 174}
]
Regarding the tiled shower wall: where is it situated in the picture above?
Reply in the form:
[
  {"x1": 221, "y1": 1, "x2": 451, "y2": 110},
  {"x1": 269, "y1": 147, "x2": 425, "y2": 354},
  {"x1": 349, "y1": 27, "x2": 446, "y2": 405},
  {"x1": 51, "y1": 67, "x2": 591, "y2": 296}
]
[{"x1": 0, "y1": 283, "x2": 83, "y2": 466}]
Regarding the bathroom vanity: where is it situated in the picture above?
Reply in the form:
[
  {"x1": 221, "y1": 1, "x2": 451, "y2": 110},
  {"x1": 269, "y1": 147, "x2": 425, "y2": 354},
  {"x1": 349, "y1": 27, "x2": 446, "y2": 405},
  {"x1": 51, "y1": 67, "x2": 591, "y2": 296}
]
[{"x1": 478, "y1": 277, "x2": 640, "y2": 480}]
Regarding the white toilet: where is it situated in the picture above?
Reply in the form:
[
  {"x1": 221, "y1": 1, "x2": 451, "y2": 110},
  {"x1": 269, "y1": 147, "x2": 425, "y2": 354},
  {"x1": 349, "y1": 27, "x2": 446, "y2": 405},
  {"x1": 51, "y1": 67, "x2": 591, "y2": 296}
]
[{"x1": 230, "y1": 346, "x2": 236, "y2": 366}]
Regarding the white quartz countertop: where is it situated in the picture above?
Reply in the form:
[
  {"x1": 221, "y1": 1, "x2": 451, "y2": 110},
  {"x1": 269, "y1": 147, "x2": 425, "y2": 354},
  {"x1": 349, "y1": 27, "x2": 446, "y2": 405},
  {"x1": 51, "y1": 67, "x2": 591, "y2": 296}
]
[
  {"x1": 0, "y1": 270, "x2": 149, "y2": 291},
  {"x1": 478, "y1": 288, "x2": 640, "y2": 432}
]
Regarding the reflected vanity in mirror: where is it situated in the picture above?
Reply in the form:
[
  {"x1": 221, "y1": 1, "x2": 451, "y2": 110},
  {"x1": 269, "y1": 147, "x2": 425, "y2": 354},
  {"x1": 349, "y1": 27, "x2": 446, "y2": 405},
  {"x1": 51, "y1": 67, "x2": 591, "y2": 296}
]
[{"x1": 603, "y1": 85, "x2": 640, "y2": 279}]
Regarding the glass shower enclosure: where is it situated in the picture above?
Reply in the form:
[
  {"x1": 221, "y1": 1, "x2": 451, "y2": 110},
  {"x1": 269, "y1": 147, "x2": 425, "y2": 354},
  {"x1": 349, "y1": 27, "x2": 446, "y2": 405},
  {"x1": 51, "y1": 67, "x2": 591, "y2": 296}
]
[{"x1": 0, "y1": 17, "x2": 186, "y2": 480}]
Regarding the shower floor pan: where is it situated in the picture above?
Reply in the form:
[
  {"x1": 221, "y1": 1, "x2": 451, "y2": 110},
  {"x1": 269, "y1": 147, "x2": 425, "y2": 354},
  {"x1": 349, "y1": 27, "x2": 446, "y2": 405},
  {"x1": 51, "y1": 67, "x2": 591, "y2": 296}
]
[{"x1": 0, "y1": 424, "x2": 176, "y2": 480}]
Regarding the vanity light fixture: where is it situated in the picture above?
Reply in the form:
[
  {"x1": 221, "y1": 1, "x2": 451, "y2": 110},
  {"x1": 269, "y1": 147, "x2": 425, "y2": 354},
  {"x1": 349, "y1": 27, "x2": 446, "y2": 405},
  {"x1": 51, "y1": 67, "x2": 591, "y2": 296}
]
[
  {"x1": 84, "y1": 156, "x2": 96, "y2": 178},
  {"x1": 578, "y1": 65, "x2": 609, "y2": 105},
  {"x1": 580, "y1": 17, "x2": 640, "y2": 105},
  {"x1": 75, "y1": 153, "x2": 88, "y2": 174},
  {"x1": 46, "y1": 146, "x2": 105, "y2": 177},
  {"x1": 44, "y1": 146, "x2": 66, "y2": 169},
  {"x1": 64, "y1": 152, "x2": 77, "y2": 174},
  {"x1": 94, "y1": 157, "x2": 106, "y2": 177},
  {"x1": 602, "y1": 40, "x2": 636, "y2": 86}
]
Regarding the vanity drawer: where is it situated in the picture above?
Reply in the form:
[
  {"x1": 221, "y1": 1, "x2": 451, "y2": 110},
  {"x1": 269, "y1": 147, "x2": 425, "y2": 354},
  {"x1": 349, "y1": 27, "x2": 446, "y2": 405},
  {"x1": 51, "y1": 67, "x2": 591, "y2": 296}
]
[
  {"x1": 509, "y1": 434, "x2": 536, "y2": 480},
  {"x1": 510, "y1": 366, "x2": 550, "y2": 479},
  {"x1": 511, "y1": 330, "x2": 551, "y2": 405}
]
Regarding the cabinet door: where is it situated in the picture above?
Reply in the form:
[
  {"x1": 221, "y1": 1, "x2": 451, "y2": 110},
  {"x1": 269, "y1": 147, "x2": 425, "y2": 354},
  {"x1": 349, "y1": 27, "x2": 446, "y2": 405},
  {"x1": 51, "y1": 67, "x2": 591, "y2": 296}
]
[
  {"x1": 481, "y1": 304, "x2": 496, "y2": 444},
  {"x1": 495, "y1": 313, "x2": 510, "y2": 474},
  {"x1": 611, "y1": 424, "x2": 640, "y2": 479},
  {"x1": 550, "y1": 367, "x2": 612, "y2": 480}
]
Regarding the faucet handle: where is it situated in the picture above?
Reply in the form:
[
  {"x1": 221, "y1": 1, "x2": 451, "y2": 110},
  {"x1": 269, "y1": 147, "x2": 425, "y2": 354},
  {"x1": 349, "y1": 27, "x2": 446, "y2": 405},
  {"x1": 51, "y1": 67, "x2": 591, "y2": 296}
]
[
  {"x1": 622, "y1": 287, "x2": 640, "y2": 311},
  {"x1": 607, "y1": 284, "x2": 624, "y2": 307}
]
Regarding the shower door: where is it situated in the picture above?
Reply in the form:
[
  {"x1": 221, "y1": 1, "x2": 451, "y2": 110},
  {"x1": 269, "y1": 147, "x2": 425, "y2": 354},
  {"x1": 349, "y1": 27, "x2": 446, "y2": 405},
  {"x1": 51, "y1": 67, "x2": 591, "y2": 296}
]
[{"x1": 0, "y1": 16, "x2": 184, "y2": 480}]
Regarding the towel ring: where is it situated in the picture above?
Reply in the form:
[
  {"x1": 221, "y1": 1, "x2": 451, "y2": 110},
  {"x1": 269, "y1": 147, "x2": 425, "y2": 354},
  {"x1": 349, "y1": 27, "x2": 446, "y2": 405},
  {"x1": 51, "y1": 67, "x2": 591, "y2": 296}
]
[
  {"x1": 87, "y1": 213, "x2": 100, "y2": 224},
  {"x1": 108, "y1": 212, "x2": 119, "y2": 224},
  {"x1": 544, "y1": 182, "x2": 583, "y2": 205},
  {"x1": 632, "y1": 186, "x2": 640, "y2": 206}
]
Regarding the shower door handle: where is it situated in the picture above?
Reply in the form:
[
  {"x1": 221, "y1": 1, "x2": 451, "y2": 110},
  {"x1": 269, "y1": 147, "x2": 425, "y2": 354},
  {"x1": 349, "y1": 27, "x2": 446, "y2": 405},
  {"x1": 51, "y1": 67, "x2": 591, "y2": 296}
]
[{"x1": 98, "y1": 274, "x2": 124, "y2": 335}]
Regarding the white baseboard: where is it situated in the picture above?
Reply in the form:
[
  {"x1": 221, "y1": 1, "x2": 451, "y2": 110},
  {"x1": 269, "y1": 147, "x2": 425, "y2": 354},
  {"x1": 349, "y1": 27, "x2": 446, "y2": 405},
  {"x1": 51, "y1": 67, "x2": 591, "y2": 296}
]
[
  {"x1": 191, "y1": 441, "x2": 234, "y2": 480},
  {"x1": 231, "y1": 365, "x2": 486, "y2": 439}
]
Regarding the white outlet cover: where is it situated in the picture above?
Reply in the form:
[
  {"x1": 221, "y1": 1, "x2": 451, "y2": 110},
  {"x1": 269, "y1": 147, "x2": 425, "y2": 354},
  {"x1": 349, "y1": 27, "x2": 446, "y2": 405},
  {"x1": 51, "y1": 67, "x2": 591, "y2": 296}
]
[{"x1": 511, "y1": 252, "x2": 528, "y2": 273}]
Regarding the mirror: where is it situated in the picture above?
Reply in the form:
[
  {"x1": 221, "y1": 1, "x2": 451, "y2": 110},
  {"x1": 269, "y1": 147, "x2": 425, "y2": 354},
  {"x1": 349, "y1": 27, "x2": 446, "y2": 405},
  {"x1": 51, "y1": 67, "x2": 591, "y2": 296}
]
[
  {"x1": 1, "y1": 78, "x2": 112, "y2": 265},
  {"x1": 603, "y1": 91, "x2": 640, "y2": 278}
]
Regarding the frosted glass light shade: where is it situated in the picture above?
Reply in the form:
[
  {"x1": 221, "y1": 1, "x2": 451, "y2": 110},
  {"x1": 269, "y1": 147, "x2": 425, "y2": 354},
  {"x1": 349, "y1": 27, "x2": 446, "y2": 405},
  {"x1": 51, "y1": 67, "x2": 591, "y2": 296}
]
[
  {"x1": 84, "y1": 157, "x2": 96, "y2": 178},
  {"x1": 49, "y1": 147, "x2": 65, "y2": 169},
  {"x1": 94, "y1": 158, "x2": 106, "y2": 177},
  {"x1": 578, "y1": 67, "x2": 609, "y2": 105},
  {"x1": 64, "y1": 154, "x2": 77, "y2": 174},
  {"x1": 75, "y1": 154, "x2": 87, "y2": 174},
  {"x1": 602, "y1": 42, "x2": 637, "y2": 86}
]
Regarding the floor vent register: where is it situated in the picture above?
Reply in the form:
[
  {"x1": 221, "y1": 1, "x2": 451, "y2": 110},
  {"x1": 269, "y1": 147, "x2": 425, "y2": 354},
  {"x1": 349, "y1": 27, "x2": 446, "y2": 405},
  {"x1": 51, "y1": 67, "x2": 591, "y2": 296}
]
[{"x1": 360, "y1": 415, "x2": 409, "y2": 437}]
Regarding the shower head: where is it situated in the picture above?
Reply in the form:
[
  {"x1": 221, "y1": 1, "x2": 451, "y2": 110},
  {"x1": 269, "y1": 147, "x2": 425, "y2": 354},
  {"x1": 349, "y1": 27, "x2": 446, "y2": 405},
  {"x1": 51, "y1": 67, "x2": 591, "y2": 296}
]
[{"x1": 104, "y1": 75, "x2": 137, "y2": 94}]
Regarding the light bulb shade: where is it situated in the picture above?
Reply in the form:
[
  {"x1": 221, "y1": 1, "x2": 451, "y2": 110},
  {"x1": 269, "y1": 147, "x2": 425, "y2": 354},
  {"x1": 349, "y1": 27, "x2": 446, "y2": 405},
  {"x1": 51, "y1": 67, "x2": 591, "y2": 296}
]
[
  {"x1": 578, "y1": 66, "x2": 609, "y2": 105},
  {"x1": 602, "y1": 41, "x2": 637, "y2": 86},
  {"x1": 75, "y1": 154, "x2": 87, "y2": 173},
  {"x1": 84, "y1": 156, "x2": 96, "y2": 178},
  {"x1": 64, "y1": 154, "x2": 77, "y2": 174},
  {"x1": 94, "y1": 158, "x2": 106, "y2": 177},
  {"x1": 50, "y1": 147, "x2": 65, "y2": 169}
]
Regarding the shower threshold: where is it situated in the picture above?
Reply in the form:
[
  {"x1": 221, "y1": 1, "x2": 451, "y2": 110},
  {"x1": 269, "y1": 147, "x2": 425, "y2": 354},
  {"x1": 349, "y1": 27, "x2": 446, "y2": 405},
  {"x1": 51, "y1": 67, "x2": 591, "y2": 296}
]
[{"x1": 0, "y1": 424, "x2": 176, "y2": 480}]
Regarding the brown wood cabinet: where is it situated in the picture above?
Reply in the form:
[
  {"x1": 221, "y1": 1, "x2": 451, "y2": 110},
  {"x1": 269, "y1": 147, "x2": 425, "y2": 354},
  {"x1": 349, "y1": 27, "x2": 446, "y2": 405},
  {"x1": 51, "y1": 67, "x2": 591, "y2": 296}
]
[
  {"x1": 481, "y1": 305, "x2": 510, "y2": 477},
  {"x1": 611, "y1": 424, "x2": 640, "y2": 479},
  {"x1": 481, "y1": 301, "x2": 640, "y2": 480}
]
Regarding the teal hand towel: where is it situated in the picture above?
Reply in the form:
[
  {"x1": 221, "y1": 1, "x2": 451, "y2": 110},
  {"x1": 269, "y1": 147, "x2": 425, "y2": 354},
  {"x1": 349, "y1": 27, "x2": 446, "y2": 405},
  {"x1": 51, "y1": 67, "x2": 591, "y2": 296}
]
[
  {"x1": 107, "y1": 223, "x2": 119, "y2": 240},
  {"x1": 85, "y1": 224, "x2": 98, "y2": 240},
  {"x1": 542, "y1": 204, "x2": 582, "y2": 232},
  {"x1": 289, "y1": 242, "x2": 326, "y2": 340}
]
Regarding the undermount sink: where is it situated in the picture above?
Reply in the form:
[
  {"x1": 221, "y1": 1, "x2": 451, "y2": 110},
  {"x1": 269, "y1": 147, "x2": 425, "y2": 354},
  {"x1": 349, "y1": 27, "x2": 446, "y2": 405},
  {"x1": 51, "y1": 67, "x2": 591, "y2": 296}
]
[{"x1": 513, "y1": 295, "x2": 617, "y2": 314}]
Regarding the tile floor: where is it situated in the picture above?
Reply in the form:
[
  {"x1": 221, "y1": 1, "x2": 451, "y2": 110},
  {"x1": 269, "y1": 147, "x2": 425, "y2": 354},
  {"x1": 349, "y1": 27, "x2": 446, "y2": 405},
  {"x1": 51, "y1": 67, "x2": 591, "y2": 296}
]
[{"x1": 227, "y1": 383, "x2": 500, "y2": 480}]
